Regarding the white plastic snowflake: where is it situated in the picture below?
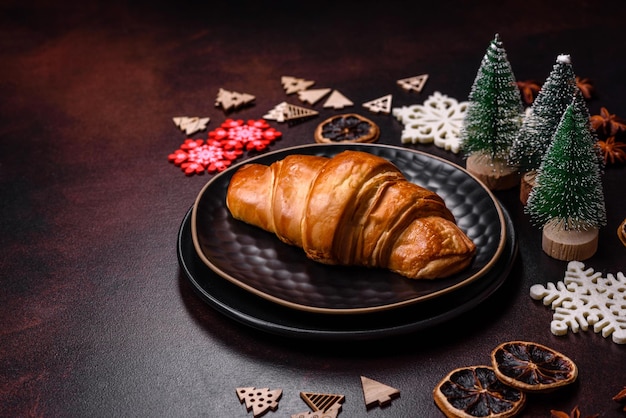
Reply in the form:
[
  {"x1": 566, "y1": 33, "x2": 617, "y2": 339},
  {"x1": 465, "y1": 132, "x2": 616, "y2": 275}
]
[
  {"x1": 530, "y1": 261, "x2": 626, "y2": 344},
  {"x1": 392, "y1": 91, "x2": 468, "y2": 153}
]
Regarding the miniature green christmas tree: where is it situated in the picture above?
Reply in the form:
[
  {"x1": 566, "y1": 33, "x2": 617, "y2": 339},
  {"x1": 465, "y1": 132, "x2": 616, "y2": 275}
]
[
  {"x1": 509, "y1": 54, "x2": 579, "y2": 203},
  {"x1": 509, "y1": 54, "x2": 578, "y2": 172},
  {"x1": 460, "y1": 34, "x2": 524, "y2": 190},
  {"x1": 525, "y1": 97, "x2": 606, "y2": 260}
]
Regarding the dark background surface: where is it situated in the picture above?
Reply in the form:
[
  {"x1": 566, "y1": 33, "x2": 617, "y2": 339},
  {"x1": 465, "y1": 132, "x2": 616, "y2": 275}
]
[{"x1": 2, "y1": 0, "x2": 625, "y2": 416}]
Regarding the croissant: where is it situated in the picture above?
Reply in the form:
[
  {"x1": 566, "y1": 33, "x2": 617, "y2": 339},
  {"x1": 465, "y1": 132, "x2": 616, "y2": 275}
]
[{"x1": 225, "y1": 150, "x2": 476, "y2": 279}]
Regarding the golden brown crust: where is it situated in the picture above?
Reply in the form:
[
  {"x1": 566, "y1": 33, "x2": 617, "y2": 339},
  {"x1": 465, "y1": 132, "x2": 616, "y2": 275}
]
[
  {"x1": 301, "y1": 150, "x2": 402, "y2": 263},
  {"x1": 226, "y1": 163, "x2": 276, "y2": 233},
  {"x1": 270, "y1": 155, "x2": 327, "y2": 247},
  {"x1": 226, "y1": 150, "x2": 476, "y2": 279}
]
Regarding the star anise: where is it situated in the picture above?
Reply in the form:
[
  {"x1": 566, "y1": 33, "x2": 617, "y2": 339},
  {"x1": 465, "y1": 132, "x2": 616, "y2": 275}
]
[
  {"x1": 516, "y1": 79, "x2": 541, "y2": 105},
  {"x1": 597, "y1": 136, "x2": 626, "y2": 165},
  {"x1": 550, "y1": 405, "x2": 599, "y2": 418},
  {"x1": 590, "y1": 107, "x2": 626, "y2": 137},
  {"x1": 613, "y1": 386, "x2": 626, "y2": 411},
  {"x1": 576, "y1": 76, "x2": 594, "y2": 100}
]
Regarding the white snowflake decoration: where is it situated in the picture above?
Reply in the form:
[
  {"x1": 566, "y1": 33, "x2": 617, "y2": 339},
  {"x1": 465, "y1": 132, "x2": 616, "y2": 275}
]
[
  {"x1": 530, "y1": 261, "x2": 626, "y2": 344},
  {"x1": 392, "y1": 91, "x2": 468, "y2": 153}
]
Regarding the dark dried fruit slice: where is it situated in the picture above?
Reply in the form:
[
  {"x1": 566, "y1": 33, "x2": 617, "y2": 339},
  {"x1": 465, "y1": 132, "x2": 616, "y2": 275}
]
[
  {"x1": 314, "y1": 113, "x2": 380, "y2": 144},
  {"x1": 434, "y1": 365, "x2": 526, "y2": 418},
  {"x1": 618, "y1": 217, "x2": 626, "y2": 246},
  {"x1": 491, "y1": 341, "x2": 578, "y2": 392}
]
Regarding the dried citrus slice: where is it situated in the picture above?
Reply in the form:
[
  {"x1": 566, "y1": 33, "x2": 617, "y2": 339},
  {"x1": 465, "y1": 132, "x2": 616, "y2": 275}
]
[
  {"x1": 491, "y1": 341, "x2": 578, "y2": 392},
  {"x1": 618, "y1": 217, "x2": 626, "y2": 247},
  {"x1": 433, "y1": 365, "x2": 526, "y2": 418},
  {"x1": 314, "y1": 113, "x2": 380, "y2": 144}
]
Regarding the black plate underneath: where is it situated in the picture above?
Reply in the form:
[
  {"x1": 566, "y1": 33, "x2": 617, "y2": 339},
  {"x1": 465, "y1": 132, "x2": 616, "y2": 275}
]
[
  {"x1": 178, "y1": 205, "x2": 517, "y2": 341},
  {"x1": 192, "y1": 143, "x2": 506, "y2": 313}
]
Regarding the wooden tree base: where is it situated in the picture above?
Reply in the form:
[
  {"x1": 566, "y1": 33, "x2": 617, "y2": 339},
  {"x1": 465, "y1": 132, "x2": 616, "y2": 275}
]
[
  {"x1": 520, "y1": 171, "x2": 536, "y2": 205},
  {"x1": 466, "y1": 153, "x2": 520, "y2": 191},
  {"x1": 542, "y1": 221, "x2": 599, "y2": 261}
]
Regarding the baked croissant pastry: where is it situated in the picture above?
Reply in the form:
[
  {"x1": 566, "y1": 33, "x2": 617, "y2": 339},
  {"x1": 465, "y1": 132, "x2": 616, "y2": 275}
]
[{"x1": 225, "y1": 150, "x2": 476, "y2": 279}]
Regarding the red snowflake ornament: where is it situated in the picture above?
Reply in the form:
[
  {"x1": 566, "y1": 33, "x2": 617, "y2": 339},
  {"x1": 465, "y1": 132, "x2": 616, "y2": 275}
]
[
  {"x1": 209, "y1": 119, "x2": 282, "y2": 152},
  {"x1": 168, "y1": 138, "x2": 242, "y2": 176}
]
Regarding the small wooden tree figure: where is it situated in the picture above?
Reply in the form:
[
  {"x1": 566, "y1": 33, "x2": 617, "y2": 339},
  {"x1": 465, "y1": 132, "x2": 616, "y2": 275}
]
[
  {"x1": 525, "y1": 100, "x2": 607, "y2": 261},
  {"x1": 460, "y1": 33, "x2": 524, "y2": 190},
  {"x1": 509, "y1": 54, "x2": 578, "y2": 204}
]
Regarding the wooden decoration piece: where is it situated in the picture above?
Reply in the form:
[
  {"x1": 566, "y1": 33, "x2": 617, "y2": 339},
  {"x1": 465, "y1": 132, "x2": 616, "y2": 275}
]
[
  {"x1": 323, "y1": 90, "x2": 353, "y2": 109},
  {"x1": 215, "y1": 88, "x2": 255, "y2": 111},
  {"x1": 172, "y1": 116, "x2": 210, "y2": 135},
  {"x1": 360, "y1": 376, "x2": 400, "y2": 408},
  {"x1": 397, "y1": 74, "x2": 429, "y2": 93},
  {"x1": 520, "y1": 170, "x2": 537, "y2": 205},
  {"x1": 392, "y1": 91, "x2": 468, "y2": 153},
  {"x1": 465, "y1": 152, "x2": 520, "y2": 191},
  {"x1": 297, "y1": 88, "x2": 332, "y2": 105},
  {"x1": 300, "y1": 392, "x2": 345, "y2": 412},
  {"x1": 362, "y1": 94, "x2": 392, "y2": 114},
  {"x1": 264, "y1": 102, "x2": 319, "y2": 123},
  {"x1": 542, "y1": 220, "x2": 599, "y2": 261},
  {"x1": 281, "y1": 76, "x2": 315, "y2": 94},
  {"x1": 236, "y1": 387, "x2": 282, "y2": 417},
  {"x1": 290, "y1": 406, "x2": 341, "y2": 418}
]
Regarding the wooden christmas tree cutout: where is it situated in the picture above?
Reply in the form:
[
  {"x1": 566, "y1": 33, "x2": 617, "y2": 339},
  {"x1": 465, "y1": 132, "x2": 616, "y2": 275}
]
[
  {"x1": 291, "y1": 392, "x2": 344, "y2": 418},
  {"x1": 290, "y1": 406, "x2": 341, "y2": 418},
  {"x1": 172, "y1": 116, "x2": 210, "y2": 135},
  {"x1": 362, "y1": 94, "x2": 392, "y2": 114},
  {"x1": 281, "y1": 76, "x2": 315, "y2": 94},
  {"x1": 297, "y1": 88, "x2": 332, "y2": 105},
  {"x1": 360, "y1": 376, "x2": 400, "y2": 409},
  {"x1": 300, "y1": 392, "x2": 345, "y2": 412},
  {"x1": 215, "y1": 88, "x2": 255, "y2": 111},
  {"x1": 323, "y1": 90, "x2": 353, "y2": 109},
  {"x1": 397, "y1": 74, "x2": 429, "y2": 93},
  {"x1": 236, "y1": 387, "x2": 282, "y2": 417},
  {"x1": 264, "y1": 102, "x2": 319, "y2": 123}
]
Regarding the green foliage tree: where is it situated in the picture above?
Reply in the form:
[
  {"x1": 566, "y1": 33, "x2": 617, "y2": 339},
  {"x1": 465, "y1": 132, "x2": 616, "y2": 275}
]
[
  {"x1": 525, "y1": 97, "x2": 607, "y2": 231},
  {"x1": 509, "y1": 54, "x2": 578, "y2": 172},
  {"x1": 460, "y1": 34, "x2": 524, "y2": 160}
]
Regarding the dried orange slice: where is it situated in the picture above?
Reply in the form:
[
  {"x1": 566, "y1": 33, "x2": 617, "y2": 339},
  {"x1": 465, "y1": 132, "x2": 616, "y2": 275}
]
[
  {"x1": 433, "y1": 365, "x2": 526, "y2": 418},
  {"x1": 491, "y1": 341, "x2": 578, "y2": 392},
  {"x1": 618, "y1": 217, "x2": 626, "y2": 247},
  {"x1": 314, "y1": 113, "x2": 380, "y2": 144}
]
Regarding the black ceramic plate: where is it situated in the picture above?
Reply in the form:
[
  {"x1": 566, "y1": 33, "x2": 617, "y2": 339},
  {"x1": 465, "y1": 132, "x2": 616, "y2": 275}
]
[
  {"x1": 191, "y1": 143, "x2": 506, "y2": 314},
  {"x1": 178, "y1": 204, "x2": 517, "y2": 340}
]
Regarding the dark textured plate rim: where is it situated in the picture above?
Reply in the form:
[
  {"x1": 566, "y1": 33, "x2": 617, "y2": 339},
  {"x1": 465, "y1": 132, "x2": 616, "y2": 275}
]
[
  {"x1": 191, "y1": 143, "x2": 506, "y2": 314},
  {"x1": 179, "y1": 204, "x2": 517, "y2": 340}
]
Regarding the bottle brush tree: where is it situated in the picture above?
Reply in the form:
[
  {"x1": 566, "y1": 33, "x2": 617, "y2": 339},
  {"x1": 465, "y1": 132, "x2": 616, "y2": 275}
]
[
  {"x1": 460, "y1": 34, "x2": 524, "y2": 190},
  {"x1": 509, "y1": 54, "x2": 579, "y2": 203},
  {"x1": 525, "y1": 97, "x2": 606, "y2": 260}
]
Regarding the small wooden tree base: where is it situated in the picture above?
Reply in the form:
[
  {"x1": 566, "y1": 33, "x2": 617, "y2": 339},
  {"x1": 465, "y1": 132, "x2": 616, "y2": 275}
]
[
  {"x1": 542, "y1": 221, "x2": 599, "y2": 261},
  {"x1": 466, "y1": 153, "x2": 520, "y2": 191},
  {"x1": 520, "y1": 171, "x2": 536, "y2": 205}
]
